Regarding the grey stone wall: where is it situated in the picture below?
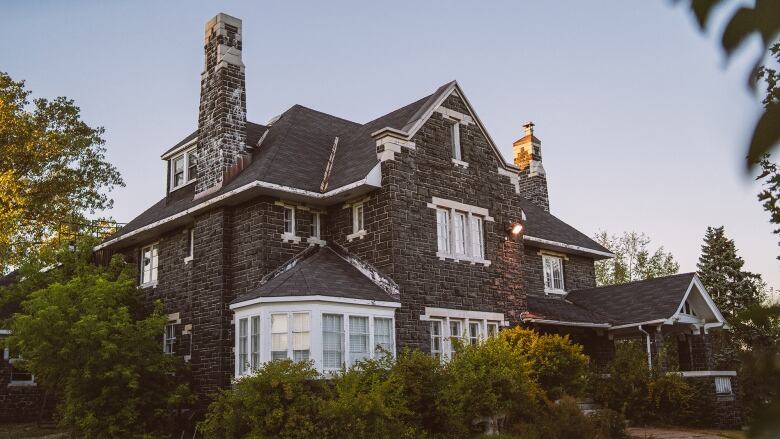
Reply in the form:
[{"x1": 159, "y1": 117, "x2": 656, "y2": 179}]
[{"x1": 0, "y1": 357, "x2": 47, "y2": 422}]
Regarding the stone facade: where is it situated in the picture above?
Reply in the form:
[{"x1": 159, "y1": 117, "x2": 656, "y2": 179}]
[
  {"x1": 195, "y1": 13, "x2": 248, "y2": 197},
  {"x1": 522, "y1": 245, "x2": 597, "y2": 296},
  {"x1": 0, "y1": 344, "x2": 49, "y2": 423},
  {"x1": 686, "y1": 376, "x2": 742, "y2": 429}
]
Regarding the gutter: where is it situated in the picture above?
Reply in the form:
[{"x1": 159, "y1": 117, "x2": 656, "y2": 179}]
[
  {"x1": 608, "y1": 318, "x2": 669, "y2": 331},
  {"x1": 523, "y1": 235, "x2": 614, "y2": 259},
  {"x1": 94, "y1": 173, "x2": 380, "y2": 252},
  {"x1": 638, "y1": 325, "x2": 653, "y2": 368},
  {"x1": 522, "y1": 318, "x2": 610, "y2": 329}
]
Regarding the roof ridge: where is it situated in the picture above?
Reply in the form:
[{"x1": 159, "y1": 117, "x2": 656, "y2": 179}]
[
  {"x1": 290, "y1": 104, "x2": 361, "y2": 127},
  {"x1": 571, "y1": 272, "x2": 696, "y2": 294}
]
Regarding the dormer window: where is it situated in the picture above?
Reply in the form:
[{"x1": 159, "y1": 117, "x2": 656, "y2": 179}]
[
  {"x1": 542, "y1": 255, "x2": 564, "y2": 294},
  {"x1": 170, "y1": 148, "x2": 197, "y2": 191}
]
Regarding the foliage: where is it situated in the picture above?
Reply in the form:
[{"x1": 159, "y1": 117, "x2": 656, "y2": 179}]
[
  {"x1": 320, "y1": 356, "x2": 418, "y2": 439},
  {"x1": 594, "y1": 341, "x2": 653, "y2": 422},
  {"x1": 444, "y1": 335, "x2": 541, "y2": 435},
  {"x1": 648, "y1": 373, "x2": 694, "y2": 425},
  {"x1": 6, "y1": 242, "x2": 193, "y2": 438},
  {"x1": 501, "y1": 326, "x2": 591, "y2": 399},
  {"x1": 200, "y1": 359, "x2": 325, "y2": 439},
  {"x1": 0, "y1": 71, "x2": 124, "y2": 273},
  {"x1": 513, "y1": 396, "x2": 596, "y2": 439},
  {"x1": 589, "y1": 409, "x2": 628, "y2": 439},
  {"x1": 593, "y1": 231, "x2": 679, "y2": 286},
  {"x1": 756, "y1": 154, "x2": 780, "y2": 260},
  {"x1": 677, "y1": 1, "x2": 780, "y2": 165}
]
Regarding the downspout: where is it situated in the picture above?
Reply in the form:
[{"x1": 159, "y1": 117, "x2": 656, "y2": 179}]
[{"x1": 638, "y1": 325, "x2": 652, "y2": 369}]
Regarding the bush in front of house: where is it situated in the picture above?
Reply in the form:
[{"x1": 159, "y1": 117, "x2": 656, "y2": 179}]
[
  {"x1": 201, "y1": 328, "x2": 627, "y2": 439},
  {"x1": 501, "y1": 326, "x2": 591, "y2": 399},
  {"x1": 199, "y1": 359, "x2": 325, "y2": 439}
]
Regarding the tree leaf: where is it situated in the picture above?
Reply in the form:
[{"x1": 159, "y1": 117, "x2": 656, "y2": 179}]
[
  {"x1": 721, "y1": 7, "x2": 755, "y2": 56},
  {"x1": 691, "y1": 0, "x2": 724, "y2": 30},
  {"x1": 747, "y1": 106, "x2": 780, "y2": 166}
]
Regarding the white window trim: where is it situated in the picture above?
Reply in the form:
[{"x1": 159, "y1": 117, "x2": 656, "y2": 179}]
[
  {"x1": 3, "y1": 341, "x2": 36, "y2": 386},
  {"x1": 184, "y1": 228, "x2": 194, "y2": 263},
  {"x1": 233, "y1": 301, "x2": 396, "y2": 376},
  {"x1": 169, "y1": 147, "x2": 198, "y2": 192},
  {"x1": 452, "y1": 158, "x2": 469, "y2": 168},
  {"x1": 348, "y1": 202, "x2": 366, "y2": 241},
  {"x1": 140, "y1": 242, "x2": 159, "y2": 287},
  {"x1": 427, "y1": 198, "x2": 491, "y2": 266},
  {"x1": 542, "y1": 254, "x2": 565, "y2": 294},
  {"x1": 307, "y1": 213, "x2": 326, "y2": 246},
  {"x1": 420, "y1": 307, "x2": 504, "y2": 360},
  {"x1": 450, "y1": 121, "x2": 462, "y2": 161},
  {"x1": 163, "y1": 323, "x2": 176, "y2": 354},
  {"x1": 279, "y1": 204, "x2": 301, "y2": 243}
]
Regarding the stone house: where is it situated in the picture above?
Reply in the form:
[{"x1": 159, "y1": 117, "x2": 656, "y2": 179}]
[{"x1": 1, "y1": 12, "x2": 740, "y2": 428}]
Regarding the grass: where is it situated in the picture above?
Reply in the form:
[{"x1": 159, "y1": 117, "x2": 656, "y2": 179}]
[{"x1": 0, "y1": 423, "x2": 67, "y2": 438}]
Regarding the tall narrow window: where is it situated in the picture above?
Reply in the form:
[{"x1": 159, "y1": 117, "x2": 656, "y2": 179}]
[
  {"x1": 238, "y1": 318, "x2": 248, "y2": 374},
  {"x1": 164, "y1": 323, "x2": 176, "y2": 354},
  {"x1": 186, "y1": 150, "x2": 198, "y2": 182},
  {"x1": 185, "y1": 228, "x2": 194, "y2": 260},
  {"x1": 251, "y1": 316, "x2": 260, "y2": 369},
  {"x1": 292, "y1": 313, "x2": 310, "y2": 361},
  {"x1": 450, "y1": 122, "x2": 461, "y2": 160},
  {"x1": 374, "y1": 318, "x2": 394, "y2": 355},
  {"x1": 453, "y1": 212, "x2": 467, "y2": 255},
  {"x1": 470, "y1": 216, "x2": 484, "y2": 259},
  {"x1": 449, "y1": 320, "x2": 463, "y2": 352},
  {"x1": 353, "y1": 203, "x2": 364, "y2": 233},
  {"x1": 468, "y1": 322, "x2": 480, "y2": 345},
  {"x1": 271, "y1": 314, "x2": 289, "y2": 360},
  {"x1": 310, "y1": 213, "x2": 321, "y2": 239},
  {"x1": 349, "y1": 316, "x2": 370, "y2": 365},
  {"x1": 542, "y1": 255, "x2": 565, "y2": 293},
  {"x1": 172, "y1": 155, "x2": 186, "y2": 188},
  {"x1": 430, "y1": 320, "x2": 443, "y2": 359},
  {"x1": 141, "y1": 243, "x2": 159, "y2": 285},
  {"x1": 283, "y1": 207, "x2": 295, "y2": 234},
  {"x1": 436, "y1": 209, "x2": 450, "y2": 253},
  {"x1": 322, "y1": 314, "x2": 344, "y2": 369}
]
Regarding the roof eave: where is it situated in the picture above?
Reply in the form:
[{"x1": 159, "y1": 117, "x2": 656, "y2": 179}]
[{"x1": 523, "y1": 235, "x2": 614, "y2": 259}]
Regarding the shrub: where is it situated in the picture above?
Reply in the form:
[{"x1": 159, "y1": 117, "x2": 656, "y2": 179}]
[
  {"x1": 199, "y1": 360, "x2": 324, "y2": 439},
  {"x1": 513, "y1": 396, "x2": 596, "y2": 439},
  {"x1": 648, "y1": 373, "x2": 693, "y2": 425},
  {"x1": 590, "y1": 409, "x2": 627, "y2": 439},
  {"x1": 501, "y1": 326, "x2": 591, "y2": 399},
  {"x1": 320, "y1": 357, "x2": 417, "y2": 439},
  {"x1": 594, "y1": 341, "x2": 653, "y2": 422},
  {"x1": 444, "y1": 335, "x2": 541, "y2": 435}
]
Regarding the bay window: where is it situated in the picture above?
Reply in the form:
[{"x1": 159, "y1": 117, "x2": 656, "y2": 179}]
[
  {"x1": 349, "y1": 316, "x2": 370, "y2": 365},
  {"x1": 542, "y1": 255, "x2": 565, "y2": 293},
  {"x1": 322, "y1": 314, "x2": 344, "y2": 370},
  {"x1": 238, "y1": 318, "x2": 249, "y2": 375},
  {"x1": 251, "y1": 316, "x2": 260, "y2": 367},
  {"x1": 292, "y1": 313, "x2": 310, "y2": 361},
  {"x1": 374, "y1": 317, "x2": 394, "y2": 354}
]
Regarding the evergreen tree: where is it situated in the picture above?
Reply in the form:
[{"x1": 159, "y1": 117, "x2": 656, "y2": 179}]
[{"x1": 696, "y1": 226, "x2": 765, "y2": 319}]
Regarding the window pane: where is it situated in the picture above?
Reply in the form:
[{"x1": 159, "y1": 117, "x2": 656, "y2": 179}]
[
  {"x1": 164, "y1": 324, "x2": 176, "y2": 354},
  {"x1": 349, "y1": 316, "x2": 370, "y2": 364},
  {"x1": 173, "y1": 155, "x2": 185, "y2": 187},
  {"x1": 251, "y1": 316, "x2": 260, "y2": 369},
  {"x1": 487, "y1": 322, "x2": 499, "y2": 337},
  {"x1": 430, "y1": 320, "x2": 442, "y2": 359},
  {"x1": 151, "y1": 245, "x2": 158, "y2": 282},
  {"x1": 322, "y1": 314, "x2": 344, "y2": 369},
  {"x1": 142, "y1": 247, "x2": 152, "y2": 283},
  {"x1": 283, "y1": 207, "x2": 294, "y2": 234},
  {"x1": 271, "y1": 314, "x2": 288, "y2": 359},
  {"x1": 292, "y1": 313, "x2": 310, "y2": 361},
  {"x1": 187, "y1": 150, "x2": 197, "y2": 182},
  {"x1": 468, "y1": 322, "x2": 480, "y2": 345},
  {"x1": 437, "y1": 209, "x2": 450, "y2": 253},
  {"x1": 450, "y1": 320, "x2": 463, "y2": 353},
  {"x1": 454, "y1": 213, "x2": 466, "y2": 255},
  {"x1": 354, "y1": 205, "x2": 364, "y2": 232},
  {"x1": 238, "y1": 318, "x2": 248, "y2": 374},
  {"x1": 310, "y1": 214, "x2": 320, "y2": 238},
  {"x1": 470, "y1": 217, "x2": 484, "y2": 259},
  {"x1": 451, "y1": 123, "x2": 461, "y2": 160},
  {"x1": 374, "y1": 318, "x2": 393, "y2": 355}
]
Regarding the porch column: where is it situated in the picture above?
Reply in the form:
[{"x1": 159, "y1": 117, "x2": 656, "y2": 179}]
[
  {"x1": 648, "y1": 330, "x2": 668, "y2": 372},
  {"x1": 688, "y1": 332, "x2": 715, "y2": 371}
]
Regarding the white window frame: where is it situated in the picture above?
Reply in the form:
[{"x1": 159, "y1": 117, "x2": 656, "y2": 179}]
[
  {"x1": 451, "y1": 121, "x2": 462, "y2": 161},
  {"x1": 430, "y1": 319, "x2": 443, "y2": 359},
  {"x1": 3, "y1": 334, "x2": 35, "y2": 386},
  {"x1": 283, "y1": 206, "x2": 296, "y2": 235},
  {"x1": 238, "y1": 318, "x2": 249, "y2": 375},
  {"x1": 232, "y1": 301, "x2": 398, "y2": 376},
  {"x1": 140, "y1": 242, "x2": 159, "y2": 286},
  {"x1": 421, "y1": 307, "x2": 504, "y2": 361},
  {"x1": 170, "y1": 147, "x2": 197, "y2": 191},
  {"x1": 310, "y1": 213, "x2": 321, "y2": 239},
  {"x1": 163, "y1": 323, "x2": 176, "y2": 354},
  {"x1": 428, "y1": 198, "x2": 491, "y2": 266},
  {"x1": 373, "y1": 317, "x2": 394, "y2": 356},
  {"x1": 542, "y1": 254, "x2": 565, "y2": 294},
  {"x1": 353, "y1": 203, "x2": 364, "y2": 234},
  {"x1": 250, "y1": 316, "x2": 260, "y2": 369},
  {"x1": 184, "y1": 228, "x2": 194, "y2": 263},
  {"x1": 348, "y1": 315, "x2": 371, "y2": 366},
  {"x1": 322, "y1": 313, "x2": 345, "y2": 371}
]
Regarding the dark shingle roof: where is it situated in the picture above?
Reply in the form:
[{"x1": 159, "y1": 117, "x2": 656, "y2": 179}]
[
  {"x1": 231, "y1": 246, "x2": 399, "y2": 305},
  {"x1": 519, "y1": 197, "x2": 611, "y2": 257},
  {"x1": 567, "y1": 273, "x2": 695, "y2": 325},
  {"x1": 525, "y1": 294, "x2": 610, "y2": 325}
]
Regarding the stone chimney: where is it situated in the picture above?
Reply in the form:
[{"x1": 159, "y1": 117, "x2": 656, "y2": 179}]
[
  {"x1": 513, "y1": 121, "x2": 549, "y2": 212},
  {"x1": 195, "y1": 13, "x2": 248, "y2": 198}
]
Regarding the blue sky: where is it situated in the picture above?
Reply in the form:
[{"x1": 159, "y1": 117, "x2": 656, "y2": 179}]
[{"x1": 3, "y1": 1, "x2": 777, "y2": 291}]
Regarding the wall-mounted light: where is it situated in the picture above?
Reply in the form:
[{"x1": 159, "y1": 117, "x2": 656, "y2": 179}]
[{"x1": 505, "y1": 223, "x2": 524, "y2": 240}]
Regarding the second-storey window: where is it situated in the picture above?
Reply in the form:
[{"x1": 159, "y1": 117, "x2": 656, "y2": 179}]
[
  {"x1": 436, "y1": 209, "x2": 450, "y2": 253},
  {"x1": 283, "y1": 207, "x2": 295, "y2": 234},
  {"x1": 353, "y1": 203, "x2": 364, "y2": 234},
  {"x1": 542, "y1": 255, "x2": 565, "y2": 293},
  {"x1": 310, "y1": 213, "x2": 321, "y2": 239},
  {"x1": 141, "y1": 243, "x2": 159, "y2": 285},
  {"x1": 163, "y1": 323, "x2": 176, "y2": 354},
  {"x1": 433, "y1": 203, "x2": 487, "y2": 263},
  {"x1": 185, "y1": 228, "x2": 194, "y2": 261}
]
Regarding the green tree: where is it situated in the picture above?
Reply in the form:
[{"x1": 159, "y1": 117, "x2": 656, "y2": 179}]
[
  {"x1": 756, "y1": 154, "x2": 780, "y2": 260},
  {"x1": 0, "y1": 71, "x2": 123, "y2": 273},
  {"x1": 6, "y1": 241, "x2": 192, "y2": 438},
  {"x1": 594, "y1": 231, "x2": 680, "y2": 286},
  {"x1": 697, "y1": 226, "x2": 765, "y2": 319}
]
